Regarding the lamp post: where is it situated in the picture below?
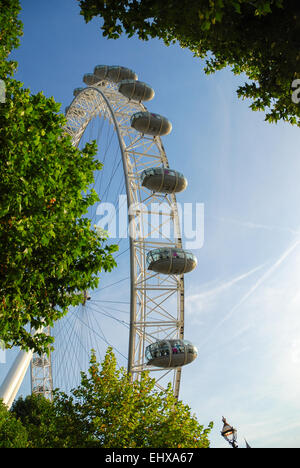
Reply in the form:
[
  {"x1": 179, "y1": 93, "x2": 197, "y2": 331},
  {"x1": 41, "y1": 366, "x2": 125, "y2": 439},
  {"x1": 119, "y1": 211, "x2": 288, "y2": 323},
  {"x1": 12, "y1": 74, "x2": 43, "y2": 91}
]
[{"x1": 221, "y1": 416, "x2": 238, "y2": 448}]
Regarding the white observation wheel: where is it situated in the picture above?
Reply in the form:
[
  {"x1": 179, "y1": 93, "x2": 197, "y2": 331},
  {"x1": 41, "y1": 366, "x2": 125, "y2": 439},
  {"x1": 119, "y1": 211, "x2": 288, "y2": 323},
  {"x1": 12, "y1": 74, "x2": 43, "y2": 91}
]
[{"x1": 30, "y1": 65, "x2": 198, "y2": 401}]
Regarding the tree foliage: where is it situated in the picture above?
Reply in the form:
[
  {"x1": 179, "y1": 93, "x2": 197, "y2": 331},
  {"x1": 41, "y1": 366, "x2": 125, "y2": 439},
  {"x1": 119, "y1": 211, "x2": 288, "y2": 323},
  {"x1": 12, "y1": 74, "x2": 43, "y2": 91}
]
[
  {"x1": 0, "y1": 1, "x2": 117, "y2": 353},
  {"x1": 0, "y1": 399, "x2": 27, "y2": 448},
  {"x1": 78, "y1": 0, "x2": 300, "y2": 126},
  {"x1": 0, "y1": 0, "x2": 23, "y2": 78},
  {"x1": 68, "y1": 347, "x2": 213, "y2": 448},
  {"x1": 11, "y1": 394, "x2": 90, "y2": 448},
  {"x1": 10, "y1": 348, "x2": 213, "y2": 448}
]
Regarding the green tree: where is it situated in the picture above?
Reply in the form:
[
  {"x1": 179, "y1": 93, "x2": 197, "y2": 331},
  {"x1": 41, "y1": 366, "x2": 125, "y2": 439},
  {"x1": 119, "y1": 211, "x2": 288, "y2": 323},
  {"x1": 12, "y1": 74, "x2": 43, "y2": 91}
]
[
  {"x1": 0, "y1": 0, "x2": 23, "y2": 78},
  {"x1": 0, "y1": 2, "x2": 117, "y2": 353},
  {"x1": 51, "y1": 348, "x2": 213, "y2": 448},
  {"x1": 78, "y1": 0, "x2": 300, "y2": 126},
  {"x1": 11, "y1": 394, "x2": 91, "y2": 448},
  {"x1": 12, "y1": 348, "x2": 212, "y2": 448},
  {"x1": 0, "y1": 399, "x2": 27, "y2": 448}
]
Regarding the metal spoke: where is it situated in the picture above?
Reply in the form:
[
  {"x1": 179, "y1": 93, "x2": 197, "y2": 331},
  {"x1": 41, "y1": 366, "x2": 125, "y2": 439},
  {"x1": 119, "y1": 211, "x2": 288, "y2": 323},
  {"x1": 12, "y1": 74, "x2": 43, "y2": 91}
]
[{"x1": 32, "y1": 69, "x2": 185, "y2": 400}]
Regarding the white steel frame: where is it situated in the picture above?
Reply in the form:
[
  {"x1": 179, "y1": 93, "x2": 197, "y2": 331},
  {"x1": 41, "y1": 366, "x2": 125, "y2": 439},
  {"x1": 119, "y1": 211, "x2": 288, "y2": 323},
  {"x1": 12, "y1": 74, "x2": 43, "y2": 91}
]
[
  {"x1": 37, "y1": 79, "x2": 185, "y2": 398},
  {"x1": 1, "y1": 75, "x2": 185, "y2": 407},
  {"x1": 31, "y1": 326, "x2": 53, "y2": 401}
]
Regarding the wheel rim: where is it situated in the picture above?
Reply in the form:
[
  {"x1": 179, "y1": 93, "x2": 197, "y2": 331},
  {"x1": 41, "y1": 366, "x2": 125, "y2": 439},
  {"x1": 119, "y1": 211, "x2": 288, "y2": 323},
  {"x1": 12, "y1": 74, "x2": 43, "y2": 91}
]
[{"x1": 31, "y1": 71, "x2": 185, "y2": 399}]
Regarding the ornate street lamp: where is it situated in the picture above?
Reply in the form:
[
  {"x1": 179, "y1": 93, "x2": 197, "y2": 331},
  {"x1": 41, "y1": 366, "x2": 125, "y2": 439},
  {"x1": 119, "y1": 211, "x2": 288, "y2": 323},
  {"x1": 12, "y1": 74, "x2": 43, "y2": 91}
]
[{"x1": 221, "y1": 416, "x2": 238, "y2": 448}]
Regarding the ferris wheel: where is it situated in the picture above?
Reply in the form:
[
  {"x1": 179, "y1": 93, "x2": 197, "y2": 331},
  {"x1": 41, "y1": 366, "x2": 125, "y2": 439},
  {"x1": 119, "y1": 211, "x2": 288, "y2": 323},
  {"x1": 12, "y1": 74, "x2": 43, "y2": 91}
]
[{"x1": 28, "y1": 65, "x2": 198, "y2": 400}]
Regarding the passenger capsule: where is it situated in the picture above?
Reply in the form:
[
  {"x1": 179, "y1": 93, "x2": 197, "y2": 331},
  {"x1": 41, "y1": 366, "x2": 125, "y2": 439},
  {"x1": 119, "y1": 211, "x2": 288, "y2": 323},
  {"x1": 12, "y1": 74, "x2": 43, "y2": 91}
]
[
  {"x1": 83, "y1": 73, "x2": 100, "y2": 86},
  {"x1": 94, "y1": 65, "x2": 138, "y2": 83},
  {"x1": 145, "y1": 339, "x2": 198, "y2": 368},
  {"x1": 146, "y1": 248, "x2": 197, "y2": 275},
  {"x1": 130, "y1": 112, "x2": 172, "y2": 136},
  {"x1": 118, "y1": 79, "x2": 155, "y2": 102},
  {"x1": 141, "y1": 167, "x2": 187, "y2": 194}
]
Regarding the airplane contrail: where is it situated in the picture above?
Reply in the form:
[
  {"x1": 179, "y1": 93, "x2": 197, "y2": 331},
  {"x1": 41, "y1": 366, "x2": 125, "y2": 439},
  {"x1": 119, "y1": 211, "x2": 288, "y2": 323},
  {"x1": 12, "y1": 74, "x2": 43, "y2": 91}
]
[
  {"x1": 188, "y1": 263, "x2": 266, "y2": 304},
  {"x1": 214, "y1": 216, "x2": 300, "y2": 236},
  {"x1": 199, "y1": 238, "x2": 300, "y2": 350}
]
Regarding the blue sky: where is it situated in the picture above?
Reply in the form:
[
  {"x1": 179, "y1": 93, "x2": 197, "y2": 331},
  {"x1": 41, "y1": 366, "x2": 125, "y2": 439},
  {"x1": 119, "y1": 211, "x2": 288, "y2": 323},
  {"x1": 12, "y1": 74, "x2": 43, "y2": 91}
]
[{"x1": 2, "y1": 0, "x2": 300, "y2": 448}]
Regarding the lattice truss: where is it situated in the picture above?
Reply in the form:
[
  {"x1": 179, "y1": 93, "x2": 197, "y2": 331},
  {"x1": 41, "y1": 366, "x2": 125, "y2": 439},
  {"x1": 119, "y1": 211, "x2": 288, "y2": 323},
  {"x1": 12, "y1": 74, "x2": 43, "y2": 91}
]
[
  {"x1": 31, "y1": 326, "x2": 53, "y2": 400},
  {"x1": 32, "y1": 80, "x2": 185, "y2": 399}
]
